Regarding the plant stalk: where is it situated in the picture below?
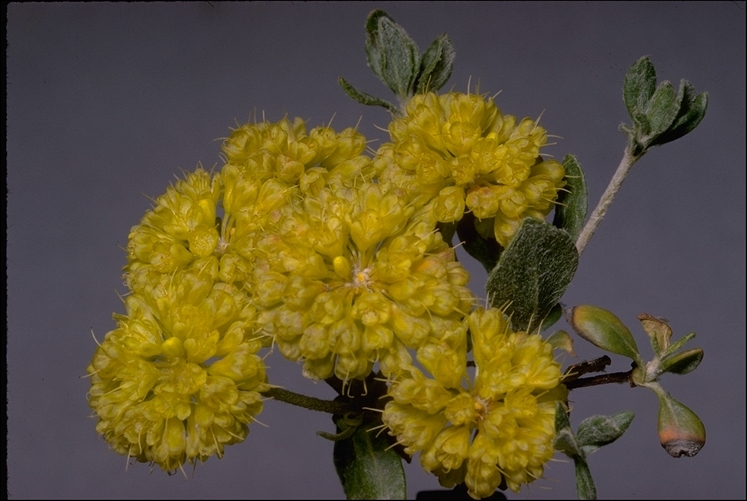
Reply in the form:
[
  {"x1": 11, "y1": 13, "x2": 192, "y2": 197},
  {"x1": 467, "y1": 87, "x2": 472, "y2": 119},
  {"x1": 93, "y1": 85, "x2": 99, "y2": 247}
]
[{"x1": 576, "y1": 147, "x2": 643, "y2": 256}]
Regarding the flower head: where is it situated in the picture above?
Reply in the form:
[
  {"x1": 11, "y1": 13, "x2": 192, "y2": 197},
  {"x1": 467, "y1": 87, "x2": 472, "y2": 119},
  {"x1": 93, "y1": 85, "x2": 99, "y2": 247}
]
[
  {"x1": 253, "y1": 181, "x2": 475, "y2": 382},
  {"x1": 376, "y1": 92, "x2": 566, "y2": 247},
  {"x1": 382, "y1": 307, "x2": 565, "y2": 498},
  {"x1": 87, "y1": 269, "x2": 269, "y2": 472}
]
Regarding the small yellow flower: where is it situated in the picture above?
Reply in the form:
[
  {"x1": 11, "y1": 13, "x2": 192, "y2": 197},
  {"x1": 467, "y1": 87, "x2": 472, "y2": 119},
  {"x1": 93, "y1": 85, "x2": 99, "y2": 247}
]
[
  {"x1": 382, "y1": 307, "x2": 566, "y2": 499},
  {"x1": 87, "y1": 269, "x2": 269, "y2": 472},
  {"x1": 253, "y1": 182, "x2": 475, "y2": 382},
  {"x1": 376, "y1": 92, "x2": 566, "y2": 247}
]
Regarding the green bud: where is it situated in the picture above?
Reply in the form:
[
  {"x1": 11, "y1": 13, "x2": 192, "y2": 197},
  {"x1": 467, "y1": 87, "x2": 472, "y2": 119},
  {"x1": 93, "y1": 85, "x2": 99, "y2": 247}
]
[{"x1": 657, "y1": 392, "x2": 706, "y2": 458}]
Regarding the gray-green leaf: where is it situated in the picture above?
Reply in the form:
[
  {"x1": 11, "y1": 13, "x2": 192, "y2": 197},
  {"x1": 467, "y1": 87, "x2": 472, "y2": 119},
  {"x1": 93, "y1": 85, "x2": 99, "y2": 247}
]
[
  {"x1": 623, "y1": 56, "x2": 657, "y2": 125},
  {"x1": 552, "y1": 154, "x2": 588, "y2": 242},
  {"x1": 577, "y1": 411, "x2": 635, "y2": 456},
  {"x1": 415, "y1": 33, "x2": 455, "y2": 94},
  {"x1": 574, "y1": 457, "x2": 598, "y2": 500},
  {"x1": 339, "y1": 77, "x2": 401, "y2": 116},
  {"x1": 364, "y1": 10, "x2": 420, "y2": 102},
  {"x1": 645, "y1": 81, "x2": 679, "y2": 138},
  {"x1": 333, "y1": 418, "x2": 406, "y2": 500},
  {"x1": 650, "y1": 79, "x2": 708, "y2": 147},
  {"x1": 486, "y1": 218, "x2": 578, "y2": 333}
]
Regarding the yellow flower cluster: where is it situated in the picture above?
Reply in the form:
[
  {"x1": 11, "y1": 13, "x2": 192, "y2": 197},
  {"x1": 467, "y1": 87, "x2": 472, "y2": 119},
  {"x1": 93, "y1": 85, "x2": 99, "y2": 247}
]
[
  {"x1": 382, "y1": 308, "x2": 565, "y2": 498},
  {"x1": 376, "y1": 92, "x2": 566, "y2": 246},
  {"x1": 253, "y1": 182, "x2": 474, "y2": 381},
  {"x1": 91, "y1": 118, "x2": 377, "y2": 471},
  {"x1": 90, "y1": 92, "x2": 568, "y2": 485},
  {"x1": 87, "y1": 269, "x2": 268, "y2": 472}
]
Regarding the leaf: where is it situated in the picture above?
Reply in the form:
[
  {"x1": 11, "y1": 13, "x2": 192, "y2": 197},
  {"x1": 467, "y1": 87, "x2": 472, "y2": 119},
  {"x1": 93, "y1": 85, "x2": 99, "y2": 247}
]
[
  {"x1": 415, "y1": 33, "x2": 455, "y2": 94},
  {"x1": 651, "y1": 79, "x2": 708, "y2": 146},
  {"x1": 638, "y1": 313, "x2": 672, "y2": 355},
  {"x1": 659, "y1": 348, "x2": 703, "y2": 376},
  {"x1": 486, "y1": 218, "x2": 578, "y2": 333},
  {"x1": 546, "y1": 329, "x2": 576, "y2": 356},
  {"x1": 339, "y1": 77, "x2": 401, "y2": 116},
  {"x1": 623, "y1": 56, "x2": 657, "y2": 125},
  {"x1": 541, "y1": 303, "x2": 564, "y2": 332},
  {"x1": 364, "y1": 9, "x2": 420, "y2": 101},
  {"x1": 645, "y1": 80, "x2": 679, "y2": 138},
  {"x1": 333, "y1": 417, "x2": 406, "y2": 500},
  {"x1": 661, "y1": 331, "x2": 696, "y2": 358},
  {"x1": 456, "y1": 211, "x2": 502, "y2": 273},
  {"x1": 553, "y1": 402, "x2": 582, "y2": 457},
  {"x1": 552, "y1": 154, "x2": 588, "y2": 242},
  {"x1": 568, "y1": 305, "x2": 643, "y2": 365},
  {"x1": 574, "y1": 457, "x2": 598, "y2": 500},
  {"x1": 577, "y1": 411, "x2": 635, "y2": 456},
  {"x1": 365, "y1": 11, "x2": 389, "y2": 83}
]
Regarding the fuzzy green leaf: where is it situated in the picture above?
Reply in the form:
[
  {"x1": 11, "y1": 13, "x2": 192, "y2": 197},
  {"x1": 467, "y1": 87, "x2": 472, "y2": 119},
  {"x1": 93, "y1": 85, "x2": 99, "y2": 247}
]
[
  {"x1": 553, "y1": 402, "x2": 581, "y2": 457},
  {"x1": 486, "y1": 218, "x2": 578, "y2": 333},
  {"x1": 553, "y1": 402, "x2": 598, "y2": 499},
  {"x1": 552, "y1": 154, "x2": 588, "y2": 242},
  {"x1": 339, "y1": 77, "x2": 401, "y2": 116},
  {"x1": 623, "y1": 56, "x2": 657, "y2": 125},
  {"x1": 577, "y1": 411, "x2": 635, "y2": 456},
  {"x1": 364, "y1": 9, "x2": 420, "y2": 101},
  {"x1": 651, "y1": 79, "x2": 708, "y2": 147},
  {"x1": 645, "y1": 80, "x2": 679, "y2": 138},
  {"x1": 364, "y1": 11, "x2": 388, "y2": 83},
  {"x1": 333, "y1": 417, "x2": 406, "y2": 500},
  {"x1": 569, "y1": 305, "x2": 643, "y2": 366},
  {"x1": 574, "y1": 458, "x2": 598, "y2": 500},
  {"x1": 415, "y1": 33, "x2": 455, "y2": 94}
]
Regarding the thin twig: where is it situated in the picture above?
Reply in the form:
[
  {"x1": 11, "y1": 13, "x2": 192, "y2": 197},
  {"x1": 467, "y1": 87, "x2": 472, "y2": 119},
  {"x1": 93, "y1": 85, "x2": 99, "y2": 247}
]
[
  {"x1": 262, "y1": 387, "x2": 351, "y2": 415},
  {"x1": 576, "y1": 147, "x2": 642, "y2": 256}
]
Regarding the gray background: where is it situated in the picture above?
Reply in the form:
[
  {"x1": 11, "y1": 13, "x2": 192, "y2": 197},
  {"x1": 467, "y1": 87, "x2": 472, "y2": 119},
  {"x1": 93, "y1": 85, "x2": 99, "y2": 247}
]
[{"x1": 7, "y1": 2, "x2": 745, "y2": 499}]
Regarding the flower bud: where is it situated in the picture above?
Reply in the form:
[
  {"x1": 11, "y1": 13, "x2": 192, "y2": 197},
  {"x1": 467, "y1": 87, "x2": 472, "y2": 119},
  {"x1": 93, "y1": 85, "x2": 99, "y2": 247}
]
[{"x1": 657, "y1": 393, "x2": 706, "y2": 457}]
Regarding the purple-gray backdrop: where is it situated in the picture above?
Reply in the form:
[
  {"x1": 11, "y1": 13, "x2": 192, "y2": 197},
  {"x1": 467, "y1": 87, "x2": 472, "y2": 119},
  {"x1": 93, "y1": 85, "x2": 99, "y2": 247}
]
[{"x1": 8, "y1": 2, "x2": 746, "y2": 499}]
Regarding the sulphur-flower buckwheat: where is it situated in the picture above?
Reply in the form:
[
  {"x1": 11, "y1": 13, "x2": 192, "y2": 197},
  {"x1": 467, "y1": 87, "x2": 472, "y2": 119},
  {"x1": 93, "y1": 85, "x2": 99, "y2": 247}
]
[{"x1": 382, "y1": 307, "x2": 566, "y2": 498}]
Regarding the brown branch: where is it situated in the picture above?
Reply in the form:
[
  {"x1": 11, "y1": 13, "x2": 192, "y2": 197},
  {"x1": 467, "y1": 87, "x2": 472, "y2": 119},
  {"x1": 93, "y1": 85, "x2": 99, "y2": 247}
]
[
  {"x1": 562, "y1": 355, "x2": 637, "y2": 390},
  {"x1": 564, "y1": 370, "x2": 636, "y2": 390}
]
